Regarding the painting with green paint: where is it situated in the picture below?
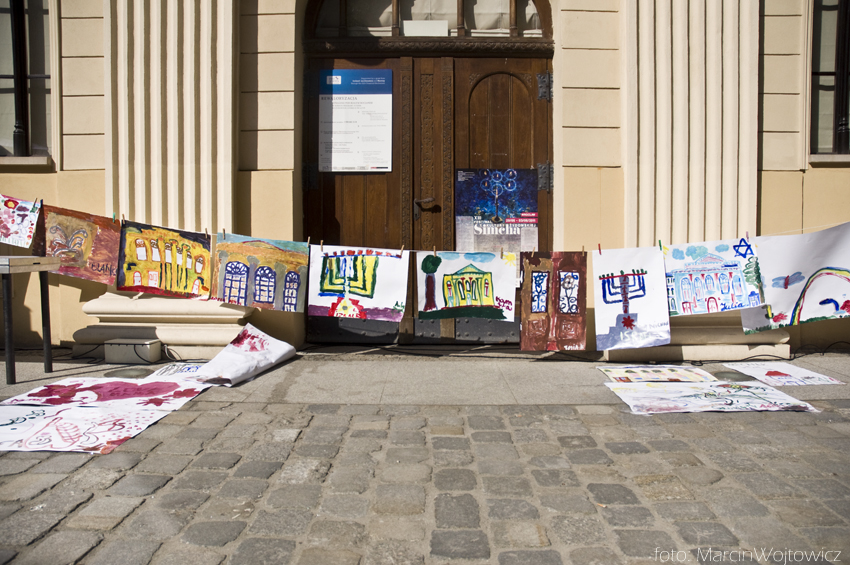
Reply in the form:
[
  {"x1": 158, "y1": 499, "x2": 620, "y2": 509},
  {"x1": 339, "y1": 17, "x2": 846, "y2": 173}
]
[
  {"x1": 416, "y1": 251, "x2": 516, "y2": 321},
  {"x1": 742, "y1": 221, "x2": 850, "y2": 333}
]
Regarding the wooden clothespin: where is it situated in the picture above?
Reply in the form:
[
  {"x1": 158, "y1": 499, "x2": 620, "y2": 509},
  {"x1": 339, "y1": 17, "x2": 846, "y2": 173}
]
[
  {"x1": 205, "y1": 228, "x2": 209, "y2": 237},
  {"x1": 532, "y1": 247, "x2": 536, "y2": 258},
  {"x1": 222, "y1": 227, "x2": 226, "y2": 240},
  {"x1": 307, "y1": 236, "x2": 311, "y2": 245},
  {"x1": 500, "y1": 247, "x2": 504, "y2": 259},
  {"x1": 320, "y1": 240, "x2": 324, "y2": 252},
  {"x1": 122, "y1": 214, "x2": 126, "y2": 222},
  {"x1": 400, "y1": 245, "x2": 404, "y2": 254}
]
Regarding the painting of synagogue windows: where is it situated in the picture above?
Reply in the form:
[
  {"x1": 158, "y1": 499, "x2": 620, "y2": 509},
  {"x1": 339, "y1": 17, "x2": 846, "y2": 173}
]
[{"x1": 211, "y1": 234, "x2": 309, "y2": 312}]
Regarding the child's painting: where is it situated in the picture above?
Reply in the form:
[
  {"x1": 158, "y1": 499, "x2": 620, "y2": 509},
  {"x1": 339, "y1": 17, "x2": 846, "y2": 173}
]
[
  {"x1": 31, "y1": 205, "x2": 121, "y2": 285},
  {"x1": 0, "y1": 405, "x2": 168, "y2": 454},
  {"x1": 117, "y1": 221, "x2": 212, "y2": 299},
  {"x1": 186, "y1": 324, "x2": 296, "y2": 387},
  {"x1": 723, "y1": 362, "x2": 845, "y2": 386},
  {"x1": 308, "y1": 245, "x2": 410, "y2": 323},
  {"x1": 598, "y1": 365, "x2": 716, "y2": 383},
  {"x1": 1, "y1": 377, "x2": 208, "y2": 410},
  {"x1": 605, "y1": 381, "x2": 817, "y2": 414},
  {"x1": 663, "y1": 237, "x2": 763, "y2": 316},
  {"x1": 211, "y1": 233, "x2": 309, "y2": 312},
  {"x1": 592, "y1": 246, "x2": 671, "y2": 350},
  {"x1": 519, "y1": 251, "x2": 587, "y2": 351},
  {"x1": 742, "y1": 222, "x2": 850, "y2": 333},
  {"x1": 455, "y1": 169, "x2": 538, "y2": 283},
  {"x1": 0, "y1": 194, "x2": 41, "y2": 248},
  {"x1": 416, "y1": 251, "x2": 516, "y2": 322}
]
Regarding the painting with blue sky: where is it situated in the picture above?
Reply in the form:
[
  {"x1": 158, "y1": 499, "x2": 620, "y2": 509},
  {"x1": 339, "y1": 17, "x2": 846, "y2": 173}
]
[
  {"x1": 416, "y1": 251, "x2": 516, "y2": 321},
  {"x1": 662, "y1": 237, "x2": 763, "y2": 316},
  {"x1": 742, "y1": 222, "x2": 850, "y2": 333}
]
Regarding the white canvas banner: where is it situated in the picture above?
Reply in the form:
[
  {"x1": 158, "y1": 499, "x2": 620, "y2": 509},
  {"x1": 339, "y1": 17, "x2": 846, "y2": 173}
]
[
  {"x1": 605, "y1": 381, "x2": 818, "y2": 414},
  {"x1": 592, "y1": 247, "x2": 671, "y2": 350},
  {"x1": 187, "y1": 324, "x2": 296, "y2": 387},
  {"x1": 723, "y1": 362, "x2": 845, "y2": 386},
  {"x1": 743, "y1": 222, "x2": 850, "y2": 333},
  {"x1": 1, "y1": 377, "x2": 209, "y2": 410},
  {"x1": 0, "y1": 405, "x2": 168, "y2": 454}
]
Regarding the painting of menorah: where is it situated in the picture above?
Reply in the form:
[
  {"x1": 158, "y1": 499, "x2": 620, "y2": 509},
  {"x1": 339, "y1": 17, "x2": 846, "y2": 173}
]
[{"x1": 592, "y1": 247, "x2": 671, "y2": 351}]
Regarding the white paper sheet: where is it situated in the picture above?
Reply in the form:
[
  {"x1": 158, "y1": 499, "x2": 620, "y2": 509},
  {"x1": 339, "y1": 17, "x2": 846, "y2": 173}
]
[
  {"x1": 723, "y1": 362, "x2": 845, "y2": 386},
  {"x1": 187, "y1": 324, "x2": 296, "y2": 386},
  {"x1": 592, "y1": 247, "x2": 671, "y2": 350},
  {"x1": 307, "y1": 245, "x2": 410, "y2": 322},
  {"x1": 605, "y1": 381, "x2": 818, "y2": 414}
]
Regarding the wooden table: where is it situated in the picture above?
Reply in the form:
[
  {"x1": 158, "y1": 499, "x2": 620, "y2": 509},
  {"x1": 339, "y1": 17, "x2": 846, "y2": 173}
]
[{"x1": 0, "y1": 256, "x2": 61, "y2": 384}]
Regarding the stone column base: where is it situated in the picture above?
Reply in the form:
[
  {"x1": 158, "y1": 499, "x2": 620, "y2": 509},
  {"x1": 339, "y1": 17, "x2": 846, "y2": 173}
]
[{"x1": 73, "y1": 291, "x2": 254, "y2": 359}]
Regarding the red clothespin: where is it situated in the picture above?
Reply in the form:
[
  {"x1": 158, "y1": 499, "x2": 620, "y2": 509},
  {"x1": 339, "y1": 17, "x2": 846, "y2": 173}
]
[{"x1": 598, "y1": 244, "x2": 602, "y2": 255}]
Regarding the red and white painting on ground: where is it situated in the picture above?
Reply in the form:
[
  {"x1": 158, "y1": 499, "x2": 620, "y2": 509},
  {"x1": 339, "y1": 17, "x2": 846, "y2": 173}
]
[
  {"x1": 0, "y1": 405, "x2": 168, "y2": 454},
  {"x1": 1, "y1": 376, "x2": 209, "y2": 410},
  {"x1": 592, "y1": 246, "x2": 671, "y2": 350},
  {"x1": 722, "y1": 362, "x2": 845, "y2": 386},
  {"x1": 0, "y1": 194, "x2": 41, "y2": 248},
  {"x1": 183, "y1": 323, "x2": 296, "y2": 386},
  {"x1": 308, "y1": 244, "x2": 410, "y2": 322}
]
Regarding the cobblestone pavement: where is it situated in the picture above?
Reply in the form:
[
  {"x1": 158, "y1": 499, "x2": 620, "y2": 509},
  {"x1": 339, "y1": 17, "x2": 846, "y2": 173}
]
[{"x1": 0, "y1": 358, "x2": 849, "y2": 563}]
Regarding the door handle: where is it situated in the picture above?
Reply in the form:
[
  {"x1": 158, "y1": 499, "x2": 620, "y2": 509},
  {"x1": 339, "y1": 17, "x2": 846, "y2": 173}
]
[{"x1": 413, "y1": 197, "x2": 435, "y2": 220}]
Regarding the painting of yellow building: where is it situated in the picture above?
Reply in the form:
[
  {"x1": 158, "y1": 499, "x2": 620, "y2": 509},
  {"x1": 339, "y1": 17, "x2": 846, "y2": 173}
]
[
  {"x1": 443, "y1": 265, "x2": 495, "y2": 308},
  {"x1": 117, "y1": 221, "x2": 212, "y2": 299}
]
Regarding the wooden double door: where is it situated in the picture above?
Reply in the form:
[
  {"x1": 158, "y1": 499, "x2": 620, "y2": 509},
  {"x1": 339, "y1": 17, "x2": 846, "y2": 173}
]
[{"x1": 303, "y1": 56, "x2": 552, "y2": 343}]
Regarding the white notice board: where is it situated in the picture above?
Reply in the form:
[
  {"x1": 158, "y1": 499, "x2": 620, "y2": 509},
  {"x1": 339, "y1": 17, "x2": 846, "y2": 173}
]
[{"x1": 319, "y1": 69, "x2": 393, "y2": 172}]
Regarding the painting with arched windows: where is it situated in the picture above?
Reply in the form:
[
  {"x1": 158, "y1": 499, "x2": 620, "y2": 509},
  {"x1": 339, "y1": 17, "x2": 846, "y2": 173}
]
[
  {"x1": 664, "y1": 237, "x2": 762, "y2": 316},
  {"x1": 211, "y1": 233, "x2": 310, "y2": 311},
  {"x1": 117, "y1": 220, "x2": 212, "y2": 299}
]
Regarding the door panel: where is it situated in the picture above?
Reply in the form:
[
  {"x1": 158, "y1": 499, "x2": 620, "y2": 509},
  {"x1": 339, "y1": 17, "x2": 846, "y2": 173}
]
[
  {"x1": 455, "y1": 58, "x2": 552, "y2": 251},
  {"x1": 303, "y1": 56, "x2": 551, "y2": 344}
]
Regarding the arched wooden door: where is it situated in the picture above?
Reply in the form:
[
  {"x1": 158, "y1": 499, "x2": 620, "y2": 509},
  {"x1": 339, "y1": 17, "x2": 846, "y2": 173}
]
[{"x1": 301, "y1": 0, "x2": 553, "y2": 344}]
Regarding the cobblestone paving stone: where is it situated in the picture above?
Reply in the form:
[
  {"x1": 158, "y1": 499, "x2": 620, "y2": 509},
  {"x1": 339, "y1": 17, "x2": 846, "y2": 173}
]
[{"x1": 0, "y1": 395, "x2": 848, "y2": 563}]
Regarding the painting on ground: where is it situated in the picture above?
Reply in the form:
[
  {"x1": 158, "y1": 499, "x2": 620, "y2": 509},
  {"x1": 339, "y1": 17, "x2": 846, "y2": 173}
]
[
  {"x1": 1, "y1": 377, "x2": 208, "y2": 410},
  {"x1": 663, "y1": 237, "x2": 763, "y2": 316},
  {"x1": 592, "y1": 246, "x2": 671, "y2": 350},
  {"x1": 117, "y1": 221, "x2": 212, "y2": 299},
  {"x1": 185, "y1": 324, "x2": 297, "y2": 387},
  {"x1": 723, "y1": 362, "x2": 845, "y2": 386},
  {"x1": 31, "y1": 205, "x2": 120, "y2": 285},
  {"x1": 598, "y1": 365, "x2": 716, "y2": 383},
  {"x1": 605, "y1": 381, "x2": 817, "y2": 414},
  {"x1": 742, "y1": 222, "x2": 850, "y2": 333},
  {"x1": 455, "y1": 168, "x2": 538, "y2": 283},
  {"x1": 308, "y1": 245, "x2": 410, "y2": 322},
  {"x1": 211, "y1": 233, "x2": 309, "y2": 312},
  {"x1": 519, "y1": 251, "x2": 587, "y2": 351},
  {"x1": 0, "y1": 405, "x2": 168, "y2": 454},
  {"x1": 416, "y1": 251, "x2": 516, "y2": 322},
  {"x1": 0, "y1": 194, "x2": 41, "y2": 248}
]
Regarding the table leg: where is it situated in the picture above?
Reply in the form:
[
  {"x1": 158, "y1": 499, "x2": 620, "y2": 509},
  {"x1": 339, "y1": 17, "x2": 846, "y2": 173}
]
[
  {"x1": 3, "y1": 273, "x2": 14, "y2": 385},
  {"x1": 39, "y1": 271, "x2": 52, "y2": 373}
]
